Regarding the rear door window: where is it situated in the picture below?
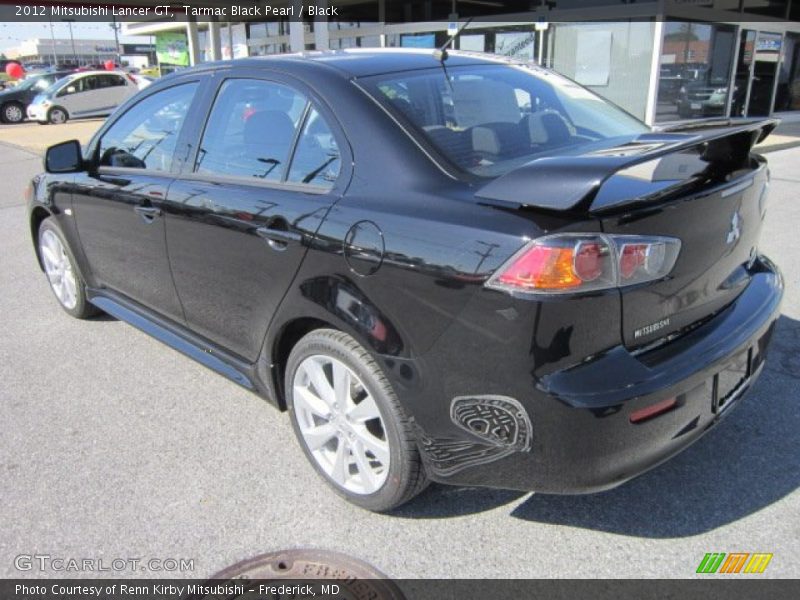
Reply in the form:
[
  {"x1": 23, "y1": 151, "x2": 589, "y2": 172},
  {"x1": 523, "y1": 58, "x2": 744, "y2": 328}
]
[
  {"x1": 97, "y1": 74, "x2": 127, "y2": 88},
  {"x1": 286, "y1": 107, "x2": 341, "y2": 188},
  {"x1": 195, "y1": 79, "x2": 307, "y2": 182}
]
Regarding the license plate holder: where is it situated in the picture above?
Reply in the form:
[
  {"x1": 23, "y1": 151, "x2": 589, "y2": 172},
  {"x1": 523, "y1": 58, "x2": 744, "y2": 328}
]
[
  {"x1": 691, "y1": 102, "x2": 702, "y2": 110},
  {"x1": 713, "y1": 349, "x2": 751, "y2": 415}
]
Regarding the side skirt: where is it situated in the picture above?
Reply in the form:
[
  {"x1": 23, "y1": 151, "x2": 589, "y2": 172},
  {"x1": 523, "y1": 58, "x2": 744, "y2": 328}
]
[{"x1": 87, "y1": 288, "x2": 259, "y2": 391}]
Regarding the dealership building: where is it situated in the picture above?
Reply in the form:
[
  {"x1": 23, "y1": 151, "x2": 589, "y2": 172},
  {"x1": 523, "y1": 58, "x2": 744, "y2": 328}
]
[
  {"x1": 7, "y1": 37, "x2": 156, "y2": 69},
  {"x1": 123, "y1": 0, "x2": 800, "y2": 125}
]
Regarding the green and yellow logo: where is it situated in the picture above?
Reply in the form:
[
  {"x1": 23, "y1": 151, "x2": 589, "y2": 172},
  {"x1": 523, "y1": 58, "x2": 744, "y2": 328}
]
[{"x1": 697, "y1": 553, "x2": 773, "y2": 574}]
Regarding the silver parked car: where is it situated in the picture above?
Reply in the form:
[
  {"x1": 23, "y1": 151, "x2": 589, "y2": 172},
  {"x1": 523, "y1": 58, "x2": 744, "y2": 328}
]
[{"x1": 26, "y1": 71, "x2": 149, "y2": 124}]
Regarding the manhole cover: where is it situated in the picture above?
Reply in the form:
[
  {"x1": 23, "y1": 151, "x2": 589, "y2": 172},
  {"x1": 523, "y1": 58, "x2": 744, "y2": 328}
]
[{"x1": 199, "y1": 549, "x2": 406, "y2": 600}]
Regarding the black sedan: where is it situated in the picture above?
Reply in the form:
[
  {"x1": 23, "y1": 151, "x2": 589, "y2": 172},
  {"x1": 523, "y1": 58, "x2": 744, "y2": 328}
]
[
  {"x1": 0, "y1": 71, "x2": 72, "y2": 123},
  {"x1": 27, "y1": 50, "x2": 783, "y2": 511}
]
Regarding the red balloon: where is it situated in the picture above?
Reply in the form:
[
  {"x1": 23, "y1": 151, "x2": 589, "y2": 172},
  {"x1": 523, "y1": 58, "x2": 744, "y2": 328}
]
[
  {"x1": 5, "y1": 62, "x2": 23, "y2": 79},
  {"x1": 103, "y1": 60, "x2": 115, "y2": 71}
]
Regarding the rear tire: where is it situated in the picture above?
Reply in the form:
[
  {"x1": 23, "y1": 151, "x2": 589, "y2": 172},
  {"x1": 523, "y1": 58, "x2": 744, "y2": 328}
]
[
  {"x1": 285, "y1": 329, "x2": 428, "y2": 512},
  {"x1": 48, "y1": 106, "x2": 68, "y2": 125},
  {"x1": 38, "y1": 218, "x2": 98, "y2": 319},
  {"x1": 2, "y1": 102, "x2": 24, "y2": 123}
]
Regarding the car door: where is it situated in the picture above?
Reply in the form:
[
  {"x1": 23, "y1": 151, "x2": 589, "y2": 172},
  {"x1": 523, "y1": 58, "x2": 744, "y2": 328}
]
[
  {"x1": 164, "y1": 72, "x2": 349, "y2": 361},
  {"x1": 58, "y1": 74, "x2": 97, "y2": 117},
  {"x1": 71, "y1": 79, "x2": 204, "y2": 321},
  {"x1": 95, "y1": 73, "x2": 132, "y2": 114}
]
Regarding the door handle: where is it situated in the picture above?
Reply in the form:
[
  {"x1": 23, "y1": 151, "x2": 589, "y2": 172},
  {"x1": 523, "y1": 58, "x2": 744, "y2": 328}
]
[
  {"x1": 256, "y1": 225, "x2": 303, "y2": 251},
  {"x1": 134, "y1": 205, "x2": 162, "y2": 223}
]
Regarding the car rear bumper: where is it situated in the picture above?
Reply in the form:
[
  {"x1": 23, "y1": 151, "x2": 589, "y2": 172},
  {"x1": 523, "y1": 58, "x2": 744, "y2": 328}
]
[{"x1": 403, "y1": 255, "x2": 783, "y2": 493}]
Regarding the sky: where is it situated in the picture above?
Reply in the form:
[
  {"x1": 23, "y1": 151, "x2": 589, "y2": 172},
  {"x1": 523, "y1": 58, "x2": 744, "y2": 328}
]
[{"x1": 0, "y1": 21, "x2": 143, "y2": 53}]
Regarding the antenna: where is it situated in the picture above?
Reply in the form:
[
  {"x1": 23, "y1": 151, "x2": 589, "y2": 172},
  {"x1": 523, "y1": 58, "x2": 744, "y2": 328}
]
[{"x1": 434, "y1": 17, "x2": 474, "y2": 62}]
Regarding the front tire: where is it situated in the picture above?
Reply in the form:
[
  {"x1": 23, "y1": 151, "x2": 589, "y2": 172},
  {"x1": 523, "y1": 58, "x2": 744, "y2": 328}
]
[
  {"x1": 2, "y1": 102, "x2": 24, "y2": 123},
  {"x1": 286, "y1": 329, "x2": 428, "y2": 512},
  {"x1": 38, "y1": 218, "x2": 98, "y2": 319},
  {"x1": 48, "y1": 106, "x2": 68, "y2": 125}
]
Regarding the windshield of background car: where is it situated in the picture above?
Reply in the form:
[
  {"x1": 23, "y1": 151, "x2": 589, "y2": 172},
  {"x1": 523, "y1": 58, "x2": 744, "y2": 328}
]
[
  {"x1": 16, "y1": 75, "x2": 51, "y2": 92},
  {"x1": 362, "y1": 64, "x2": 649, "y2": 177}
]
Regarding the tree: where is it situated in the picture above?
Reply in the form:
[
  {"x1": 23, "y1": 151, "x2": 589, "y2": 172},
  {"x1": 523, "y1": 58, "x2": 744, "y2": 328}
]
[{"x1": 664, "y1": 23, "x2": 699, "y2": 43}]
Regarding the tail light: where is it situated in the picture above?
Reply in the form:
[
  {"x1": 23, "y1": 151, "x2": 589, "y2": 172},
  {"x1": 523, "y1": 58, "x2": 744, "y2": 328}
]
[{"x1": 486, "y1": 234, "x2": 681, "y2": 295}]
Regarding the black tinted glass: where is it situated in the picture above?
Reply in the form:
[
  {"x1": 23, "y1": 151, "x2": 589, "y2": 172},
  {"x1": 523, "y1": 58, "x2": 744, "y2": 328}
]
[
  {"x1": 195, "y1": 79, "x2": 307, "y2": 182},
  {"x1": 364, "y1": 64, "x2": 648, "y2": 177},
  {"x1": 287, "y1": 108, "x2": 341, "y2": 189},
  {"x1": 98, "y1": 82, "x2": 198, "y2": 172}
]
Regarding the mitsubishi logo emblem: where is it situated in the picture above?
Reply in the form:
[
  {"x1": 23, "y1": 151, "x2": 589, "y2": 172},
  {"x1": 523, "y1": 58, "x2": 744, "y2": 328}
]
[{"x1": 727, "y1": 210, "x2": 742, "y2": 244}]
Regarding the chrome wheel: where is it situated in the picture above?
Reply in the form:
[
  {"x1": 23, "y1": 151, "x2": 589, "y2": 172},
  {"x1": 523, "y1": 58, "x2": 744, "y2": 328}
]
[
  {"x1": 40, "y1": 229, "x2": 78, "y2": 310},
  {"x1": 293, "y1": 355, "x2": 390, "y2": 495},
  {"x1": 3, "y1": 103, "x2": 23, "y2": 123}
]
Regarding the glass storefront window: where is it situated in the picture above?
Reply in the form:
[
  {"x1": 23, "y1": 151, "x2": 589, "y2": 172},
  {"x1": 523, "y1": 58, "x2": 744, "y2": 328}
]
[
  {"x1": 656, "y1": 22, "x2": 737, "y2": 122},
  {"x1": 776, "y1": 33, "x2": 800, "y2": 112},
  {"x1": 743, "y1": 30, "x2": 782, "y2": 117},
  {"x1": 400, "y1": 33, "x2": 437, "y2": 48},
  {"x1": 495, "y1": 31, "x2": 536, "y2": 62},
  {"x1": 552, "y1": 21, "x2": 656, "y2": 122},
  {"x1": 459, "y1": 34, "x2": 485, "y2": 52},
  {"x1": 331, "y1": 37, "x2": 359, "y2": 49}
]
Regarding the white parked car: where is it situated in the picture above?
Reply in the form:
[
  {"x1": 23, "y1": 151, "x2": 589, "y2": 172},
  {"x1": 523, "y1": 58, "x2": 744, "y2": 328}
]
[{"x1": 26, "y1": 71, "x2": 149, "y2": 124}]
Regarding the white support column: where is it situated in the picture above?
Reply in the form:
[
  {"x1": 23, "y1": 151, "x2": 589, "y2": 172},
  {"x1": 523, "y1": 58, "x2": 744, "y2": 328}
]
[
  {"x1": 289, "y1": 21, "x2": 305, "y2": 52},
  {"x1": 209, "y1": 20, "x2": 222, "y2": 61},
  {"x1": 185, "y1": 18, "x2": 200, "y2": 66},
  {"x1": 725, "y1": 25, "x2": 742, "y2": 118},
  {"x1": 290, "y1": 0, "x2": 305, "y2": 52},
  {"x1": 313, "y1": 0, "x2": 330, "y2": 50},
  {"x1": 644, "y1": 19, "x2": 664, "y2": 126},
  {"x1": 379, "y1": 0, "x2": 386, "y2": 47}
]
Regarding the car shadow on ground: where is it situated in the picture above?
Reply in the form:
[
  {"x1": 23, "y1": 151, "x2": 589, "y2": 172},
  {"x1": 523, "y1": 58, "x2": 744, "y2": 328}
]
[{"x1": 396, "y1": 315, "x2": 800, "y2": 536}]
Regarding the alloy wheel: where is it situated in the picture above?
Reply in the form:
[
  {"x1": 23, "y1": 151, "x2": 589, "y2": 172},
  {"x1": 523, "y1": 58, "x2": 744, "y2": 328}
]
[
  {"x1": 40, "y1": 229, "x2": 78, "y2": 310},
  {"x1": 50, "y1": 108, "x2": 66, "y2": 124},
  {"x1": 4, "y1": 104, "x2": 23, "y2": 123},
  {"x1": 293, "y1": 354, "x2": 390, "y2": 495}
]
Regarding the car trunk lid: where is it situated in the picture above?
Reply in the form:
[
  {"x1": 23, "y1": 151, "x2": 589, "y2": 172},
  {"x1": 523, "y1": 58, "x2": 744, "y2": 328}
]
[
  {"x1": 604, "y1": 154, "x2": 769, "y2": 349},
  {"x1": 475, "y1": 118, "x2": 776, "y2": 349}
]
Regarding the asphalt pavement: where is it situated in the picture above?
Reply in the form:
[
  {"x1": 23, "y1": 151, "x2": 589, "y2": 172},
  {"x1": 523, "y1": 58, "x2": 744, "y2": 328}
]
[{"x1": 0, "y1": 131, "x2": 798, "y2": 579}]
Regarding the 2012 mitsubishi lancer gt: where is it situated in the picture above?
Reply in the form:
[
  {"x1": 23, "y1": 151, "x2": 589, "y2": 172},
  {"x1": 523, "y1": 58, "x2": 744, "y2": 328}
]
[{"x1": 27, "y1": 49, "x2": 783, "y2": 511}]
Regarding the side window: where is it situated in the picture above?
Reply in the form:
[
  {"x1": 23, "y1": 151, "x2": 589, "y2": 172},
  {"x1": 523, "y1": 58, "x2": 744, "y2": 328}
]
[
  {"x1": 195, "y1": 79, "x2": 307, "y2": 182},
  {"x1": 287, "y1": 108, "x2": 341, "y2": 188},
  {"x1": 98, "y1": 74, "x2": 126, "y2": 88},
  {"x1": 57, "y1": 79, "x2": 81, "y2": 97},
  {"x1": 98, "y1": 82, "x2": 198, "y2": 172}
]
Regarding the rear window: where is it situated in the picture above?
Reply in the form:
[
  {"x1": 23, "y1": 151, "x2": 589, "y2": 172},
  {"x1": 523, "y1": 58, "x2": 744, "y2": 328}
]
[{"x1": 362, "y1": 64, "x2": 649, "y2": 177}]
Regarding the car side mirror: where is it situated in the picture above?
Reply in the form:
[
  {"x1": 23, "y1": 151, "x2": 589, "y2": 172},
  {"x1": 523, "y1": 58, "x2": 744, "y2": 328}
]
[
  {"x1": 45, "y1": 139, "x2": 83, "y2": 173},
  {"x1": 65, "y1": 85, "x2": 76, "y2": 94}
]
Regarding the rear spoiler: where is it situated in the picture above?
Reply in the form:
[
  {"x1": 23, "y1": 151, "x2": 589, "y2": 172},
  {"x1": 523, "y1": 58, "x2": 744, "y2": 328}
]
[{"x1": 475, "y1": 118, "x2": 778, "y2": 214}]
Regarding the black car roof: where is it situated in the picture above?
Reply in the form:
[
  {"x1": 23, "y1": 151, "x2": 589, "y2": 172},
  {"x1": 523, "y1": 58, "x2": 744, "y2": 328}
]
[{"x1": 199, "y1": 48, "x2": 525, "y2": 79}]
